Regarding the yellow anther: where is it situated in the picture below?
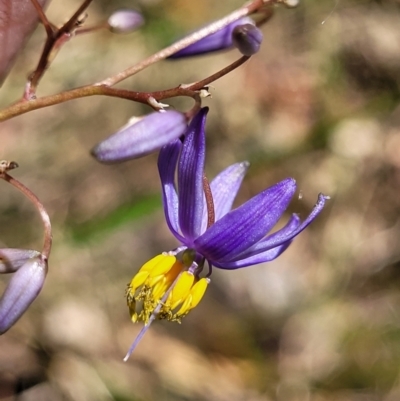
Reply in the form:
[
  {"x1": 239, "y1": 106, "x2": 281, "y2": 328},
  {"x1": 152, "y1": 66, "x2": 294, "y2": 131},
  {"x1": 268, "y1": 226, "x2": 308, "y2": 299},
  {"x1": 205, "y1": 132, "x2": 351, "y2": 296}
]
[
  {"x1": 169, "y1": 272, "x2": 195, "y2": 310},
  {"x1": 190, "y1": 277, "x2": 209, "y2": 309},
  {"x1": 176, "y1": 277, "x2": 210, "y2": 316},
  {"x1": 164, "y1": 259, "x2": 184, "y2": 283},
  {"x1": 176, "y1": 294, "x2": 193, "y2": 317},
  {"x1": 130, "y1": 270, "x2": 150, "y2": 291},
  {"x1": 151, "y1": 259, "x2": 184, "y2": 300},
  {"x1": 129, "y1": 254, "x2": 177, "y2": 293},
  {"x1": 138, "y1": 254, "x2": 165, "y2": 273},
  {"x1": 148, "y1": 255, "x2": 176, "y2": 278},
  {"x1": 152, "y1": 276, "x2": 168, "y2": 301}
]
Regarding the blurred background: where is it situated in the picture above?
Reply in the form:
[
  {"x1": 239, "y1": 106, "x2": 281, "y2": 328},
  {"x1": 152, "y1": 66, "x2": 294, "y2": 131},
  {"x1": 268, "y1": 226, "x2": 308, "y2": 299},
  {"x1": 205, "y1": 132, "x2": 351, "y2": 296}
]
[{"x1": 1, "y1": 0, "x2": 400, "y2": 400}]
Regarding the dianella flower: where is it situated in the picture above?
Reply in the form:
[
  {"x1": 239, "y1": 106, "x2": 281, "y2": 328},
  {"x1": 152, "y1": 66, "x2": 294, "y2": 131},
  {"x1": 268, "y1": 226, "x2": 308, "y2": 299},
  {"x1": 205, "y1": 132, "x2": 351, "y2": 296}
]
[{"x1": 124, "y1": 108, "x2": 328, "y2": 360}]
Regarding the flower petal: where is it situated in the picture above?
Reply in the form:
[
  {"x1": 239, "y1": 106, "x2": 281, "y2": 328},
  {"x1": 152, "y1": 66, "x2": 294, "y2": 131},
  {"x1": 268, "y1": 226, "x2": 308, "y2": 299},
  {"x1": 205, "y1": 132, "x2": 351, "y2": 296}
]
[
  {"x1": 178, "y1": 108, "x2": 208, "y2": 242},
  {"x1": 0, "y1": 249, "x2": 41, "y2": 273},
  {"x1": 195, "y1": 178, "x2": 297, "y2": 262},
  {"x1": 227, "y1": 214, "x2": 300, "y2": 262},
  {"x1": 169, "y1": 17, "x2": 254, "y2": 58},
  {"x1": 158, "y1": 139, "x2": 186, "y2": 243},
  {"x1": 211, "y1": 242, "x2": 291, "y2": 269},
  {"x1": 226, "y1": 194, "x2": 329, "y2": 261},
  {"x1": 92, "y1": 110, "x2": 187, "y2": 162},
  {"x1": 0, "y1": 256, "x2": 47, "y2": 334}
]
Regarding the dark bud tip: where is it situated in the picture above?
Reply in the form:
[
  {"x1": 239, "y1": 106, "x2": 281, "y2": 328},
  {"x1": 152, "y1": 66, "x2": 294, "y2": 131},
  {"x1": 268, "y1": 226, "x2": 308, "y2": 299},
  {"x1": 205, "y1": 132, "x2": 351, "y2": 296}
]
[{"x1": 232, "y1": 24, "x2": 263, "y2": 56}]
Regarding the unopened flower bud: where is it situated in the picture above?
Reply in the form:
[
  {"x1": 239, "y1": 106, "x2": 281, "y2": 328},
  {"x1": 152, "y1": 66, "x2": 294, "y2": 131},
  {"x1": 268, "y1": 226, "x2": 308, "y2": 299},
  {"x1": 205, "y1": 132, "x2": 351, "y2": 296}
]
[
  {"x1": 281, "y1": 0, "x2": 300, "y2": 8},
  {"x1": 108, "y1": 10, "x2": 144, "y2": 34},
  {"x1": 0, "y1": 256, "x2": 47, "y2": 334},
  {"x1": 0, "y1": 248, "x2": 41, "y2": 273},
  {"x1": 169, "y1": 17, "x2": 255, "y2": 58},
  {"x1": 91, "y1": 110, "x2": 187, "y2": 162},
  {"x1": 232, "y1": 24, "x2": 263, "y2": 56}
]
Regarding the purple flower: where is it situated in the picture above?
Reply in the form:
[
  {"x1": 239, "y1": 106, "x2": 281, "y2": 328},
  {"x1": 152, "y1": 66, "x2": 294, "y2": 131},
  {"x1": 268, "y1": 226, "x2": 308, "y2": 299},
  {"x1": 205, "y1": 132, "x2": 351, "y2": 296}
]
[
  {"x1": 124, "y1": 108, "x2": 328, "y2": 360},
  {"x1": 0, "y1": 251, "x2": 47, "y2": 334},
  {"x1": 91, "y1": 110, "x2": 187, "y2": 163},
  {"x1": 169, "y1": 17, "x2": 255, "y2": 58}
]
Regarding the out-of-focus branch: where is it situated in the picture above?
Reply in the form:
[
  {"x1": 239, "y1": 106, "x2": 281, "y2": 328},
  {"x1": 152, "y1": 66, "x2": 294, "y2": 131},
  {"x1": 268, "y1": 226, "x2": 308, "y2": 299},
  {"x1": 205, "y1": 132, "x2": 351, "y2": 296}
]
[{"x1": 26, "y1": 0, "x2": 94, "y2": 99}]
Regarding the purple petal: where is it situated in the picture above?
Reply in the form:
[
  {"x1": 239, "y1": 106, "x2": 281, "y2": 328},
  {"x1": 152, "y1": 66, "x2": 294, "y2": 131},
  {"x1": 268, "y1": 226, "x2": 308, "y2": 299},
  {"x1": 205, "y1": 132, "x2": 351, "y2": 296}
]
[
  {"x1": 169, "y1": 17, "x2": 254, "y2": 58},
  {"x1": 92, "y1": 111, "x2": 187, "y2": 163},
  {"x1": 232, "y1": 24, "x2": 263, "y2": 56},
  {"x1": 0, "y1": 249, "x2": 41, "y2": 273},
  {"x1": 158, "y1": 139, "x2": 186, "y2": 243},
  {"x1": 194, "y1": 178, "x2": 297, "y2": 262},
  {"x1": 228, "y1": 214, "x2": 300, "y2": 262},
  {"x1": 227, "y1": 194, "x2": 329, "y2": 261},
  {"x1": 0, "y1": 256, "x2": 47, "y2": 334},
  {"x1": 178, "y1": 108, "x2": 208, "y2": 242},
  {"x1": 212, "y1": 242, "x2": 291, "y2": 269},
  {"x1": 200, "y1": 161, "x2": 249, "y2": 233}
]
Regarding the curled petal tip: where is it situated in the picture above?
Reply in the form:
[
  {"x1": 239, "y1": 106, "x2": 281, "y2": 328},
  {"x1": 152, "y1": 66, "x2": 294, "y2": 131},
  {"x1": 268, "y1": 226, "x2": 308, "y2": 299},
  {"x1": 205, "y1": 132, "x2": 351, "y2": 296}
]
[
  {"x1": 232, "y1": 24, "x2": 263, "y2": 56},
  {"x1": 169, "y1": 17, "x2": 255, "y2": 58},
  {"x1": 0, "y1": 256, "x2": 47, "y2": 334},
  {"x1": 92, "y1": 110, "x2": 187, "y2": 163},
  {"x1": 108, "y1": 10, "x2": 144, "y2": 34}
]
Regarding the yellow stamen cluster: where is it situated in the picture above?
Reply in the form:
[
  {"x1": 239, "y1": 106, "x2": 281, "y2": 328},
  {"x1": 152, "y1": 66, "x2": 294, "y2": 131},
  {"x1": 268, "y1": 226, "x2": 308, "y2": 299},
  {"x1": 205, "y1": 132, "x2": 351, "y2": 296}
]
[{"x1": 126, "y1": 253, "x2": 209, "y2": 324}]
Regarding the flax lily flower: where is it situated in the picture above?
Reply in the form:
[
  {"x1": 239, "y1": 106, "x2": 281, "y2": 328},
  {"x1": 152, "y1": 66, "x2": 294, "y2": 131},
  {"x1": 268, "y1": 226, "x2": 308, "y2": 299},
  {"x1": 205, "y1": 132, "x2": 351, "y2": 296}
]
[{"x1": 124, "y1": 108, "x2": 328, "y2": 360}]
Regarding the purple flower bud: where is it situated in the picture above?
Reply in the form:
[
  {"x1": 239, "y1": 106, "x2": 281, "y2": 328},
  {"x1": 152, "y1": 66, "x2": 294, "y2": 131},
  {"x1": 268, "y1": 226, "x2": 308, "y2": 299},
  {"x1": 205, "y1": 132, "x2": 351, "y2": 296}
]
[
  {"x1": 92, "y1": 111, "x2": 188, "y2": 162},
  {"x1": 0, "y1": 248, "x2": 41, "y2": 273},
  {"x1": 0, "y1": 256, "x2": 47, "y2": 334},
  {"x1": 232, "y1": 24, "x2": 263, "y2": 56},
  {"x1": 107, "y1": 10, "x2": 144, "y2": 34},
  {"x1": 169, "y1": 17, "x2": 255, "y2": 58}
]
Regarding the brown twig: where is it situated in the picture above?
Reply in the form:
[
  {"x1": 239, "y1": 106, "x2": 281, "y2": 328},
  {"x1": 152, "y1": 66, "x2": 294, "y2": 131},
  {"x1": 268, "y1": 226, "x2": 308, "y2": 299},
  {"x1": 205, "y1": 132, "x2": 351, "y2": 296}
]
[
  {"x1": 26, "y1": 0, "x2": 94, "y2": 98},
  {"x1": 0, "y1": 54, "x2": 250, "y2": 121},
  {"x1": 0, "y1": 169, "x2": 52, "y2": 260}
]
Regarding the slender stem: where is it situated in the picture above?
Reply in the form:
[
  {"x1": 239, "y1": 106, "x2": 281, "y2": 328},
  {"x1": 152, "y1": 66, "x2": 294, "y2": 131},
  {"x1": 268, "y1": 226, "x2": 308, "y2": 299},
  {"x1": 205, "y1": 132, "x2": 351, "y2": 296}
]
[
  {"x1": 180, "y1": 55, "x2": 249, "y2": 91},
  {"x1": 0, "y1": 55, "x2": 249, "y2": 122},
  {"x1": 58, "y1": 0, "x2": 94, "y2": 35},
  {"x1": 30, "y1": 0, "x2": 53, "y2": 36},
  {"x1": 0, "y1": 173, "x2": 52, "y2": 260},
  {"x1": 202, "y1": 174, "x2": 215, "y2": 229},
  {"x1": 27, "y1": 0, "x2": 94, "y2": 97}
]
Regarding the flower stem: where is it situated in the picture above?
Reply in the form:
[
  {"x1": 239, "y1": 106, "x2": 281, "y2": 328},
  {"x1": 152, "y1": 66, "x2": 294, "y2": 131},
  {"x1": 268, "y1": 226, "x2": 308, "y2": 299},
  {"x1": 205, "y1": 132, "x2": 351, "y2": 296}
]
[
  {"x1": 0, "y1": 166, "x2": 52, "y2": 261},
  {"x1": 0, "y1": 55, "x2": 249, "y2": 122}
]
